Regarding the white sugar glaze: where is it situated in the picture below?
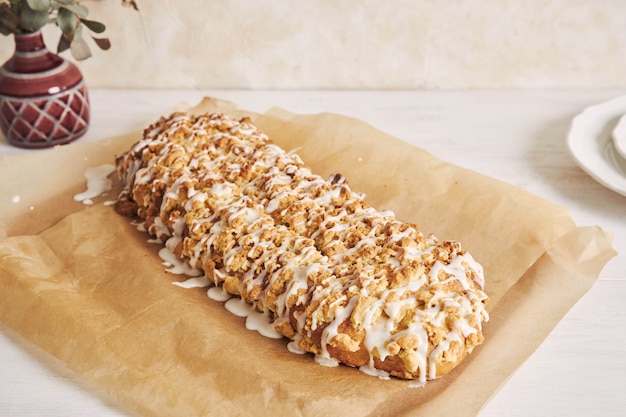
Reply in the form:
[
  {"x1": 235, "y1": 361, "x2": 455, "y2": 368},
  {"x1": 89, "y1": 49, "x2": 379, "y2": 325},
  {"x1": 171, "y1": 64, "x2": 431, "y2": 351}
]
[
  {"x1": 224, "y1": 294, "x2": 283, "y2": 338},
  {"x1": 74, "y1": 164, "x2": 116, "y2": 205},
  {"x1": 158, "y1": 246, "x2": 202, "y2": 276},
  {"x1": 115, "y1": 112, "x2": 490, "y2": 384},
  {"x1": 159, "y1": 243, "x2": 283, "y2": 339},
  {"x1": 207, "y1": 286, "x2": 232, "y2": 302},
  {"x1": 172, "y1": 276, "x2": 211, "y2": 289}
]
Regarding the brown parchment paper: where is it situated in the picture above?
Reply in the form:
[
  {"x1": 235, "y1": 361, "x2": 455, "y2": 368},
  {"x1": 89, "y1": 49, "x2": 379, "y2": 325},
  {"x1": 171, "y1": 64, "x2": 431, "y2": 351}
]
[{"x1": 0, "y1": 97, "x2": 616, "y2": 417}]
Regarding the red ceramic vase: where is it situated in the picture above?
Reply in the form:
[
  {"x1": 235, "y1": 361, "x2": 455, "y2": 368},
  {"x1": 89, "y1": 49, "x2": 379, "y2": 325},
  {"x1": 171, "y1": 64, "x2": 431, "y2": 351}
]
[{"x1": 0, "y1": 30, "x2": 90, "y2": 148}]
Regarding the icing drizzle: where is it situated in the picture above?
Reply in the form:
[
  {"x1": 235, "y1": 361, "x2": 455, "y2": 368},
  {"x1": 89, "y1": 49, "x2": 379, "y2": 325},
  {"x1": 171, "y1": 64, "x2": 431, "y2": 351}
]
[{"x1": 115, "y1": 112, "x2": 490, "y2": 383}]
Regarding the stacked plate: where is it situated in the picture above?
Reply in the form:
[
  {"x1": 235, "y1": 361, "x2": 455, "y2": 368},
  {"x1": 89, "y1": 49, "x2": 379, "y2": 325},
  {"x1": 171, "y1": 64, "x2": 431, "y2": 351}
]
[{"x1": 568, "y1": 96, "x2": 626, "y2": 197}]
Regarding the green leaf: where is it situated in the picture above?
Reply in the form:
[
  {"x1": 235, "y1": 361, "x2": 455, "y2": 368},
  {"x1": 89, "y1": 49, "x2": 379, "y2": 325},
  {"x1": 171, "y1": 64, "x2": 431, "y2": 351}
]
[
  {"x1": 80, "y1": 18, "x2": 105, "y2": 34},
  {"x1": 26, "y1": 0, "x2": 50, "y2": 12},
  {"x1": 73, "y1": 20, "x2": 83, "y2": 40},
  {"x1": 57, "y1": 6, "x2": 77, "y2": 37},
  {"x1": 50, "y1": 0, "x2": 76, "y2": 10},
  {"x1": 70, "y1": 36, "x2": 92, "y2": 60},
  {"x1": 0, "y1": 5, "x2": 21, "y2": 33},
  {"x1": 91, "y1": 35, "x2": 111, "y2": 50},
  {"x1": 20, "y1": 2, "x2": 50, "y2": 31},
  {"x1": 0, "y1": 21, "x2": 13, "y2": 36},
  {"x1": 59, "y1": 4, "x2": 88, "y2": 19},
  {"x1": 57, "y1": 33, "x2": 71, "y2": 53}
]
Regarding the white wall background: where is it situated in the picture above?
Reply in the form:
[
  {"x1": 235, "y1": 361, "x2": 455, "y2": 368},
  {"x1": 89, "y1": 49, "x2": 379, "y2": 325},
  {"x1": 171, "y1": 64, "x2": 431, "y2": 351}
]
[{"x1": 2, "y1": 0, "x2": 626, "y2": 89}]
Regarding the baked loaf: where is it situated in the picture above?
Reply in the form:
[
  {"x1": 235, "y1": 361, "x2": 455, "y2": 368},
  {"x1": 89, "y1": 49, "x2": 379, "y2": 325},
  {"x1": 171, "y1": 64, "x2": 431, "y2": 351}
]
[{"x1": 115, "y1": 112, "x2": 489, "y2": 382}]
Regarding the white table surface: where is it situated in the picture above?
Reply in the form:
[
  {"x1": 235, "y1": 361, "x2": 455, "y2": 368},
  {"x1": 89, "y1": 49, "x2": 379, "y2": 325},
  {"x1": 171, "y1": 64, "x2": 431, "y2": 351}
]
[{"x1": 1, "y1": 89, "x2": 624, "y2": 416}]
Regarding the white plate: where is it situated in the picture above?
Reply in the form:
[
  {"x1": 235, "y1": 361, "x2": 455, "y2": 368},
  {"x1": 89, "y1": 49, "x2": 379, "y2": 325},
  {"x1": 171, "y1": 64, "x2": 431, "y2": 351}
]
[
  {"x1": 567, "y1": 95, "x2": 626, "y2": 197},
  {"x1": 611, "y1": 113, "x2": 626, "y2": 160}
]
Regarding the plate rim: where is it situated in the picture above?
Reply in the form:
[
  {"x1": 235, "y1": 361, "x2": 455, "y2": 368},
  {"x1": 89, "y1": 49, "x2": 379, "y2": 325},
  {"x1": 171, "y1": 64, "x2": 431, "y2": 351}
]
[
  {"x1": 611, "y1": 112, "x2": 626, "y2": 160},
  {"x1": 567, "y1": 95, "x2": 626, "y2": 197}
]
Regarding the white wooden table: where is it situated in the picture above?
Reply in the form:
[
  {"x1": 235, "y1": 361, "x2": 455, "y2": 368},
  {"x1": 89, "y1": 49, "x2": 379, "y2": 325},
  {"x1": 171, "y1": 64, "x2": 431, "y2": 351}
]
[{"x1": 1, "y1": 89, "x2": 624, "y2": 416}]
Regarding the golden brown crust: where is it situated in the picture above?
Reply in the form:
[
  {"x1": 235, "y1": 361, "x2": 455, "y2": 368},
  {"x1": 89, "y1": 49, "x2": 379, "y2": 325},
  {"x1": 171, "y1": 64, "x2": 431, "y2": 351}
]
[
  {"x1": 114, "y1": 112, "x2": 489, "y2": 382},
  {"x1": 113, "y1": 194, "x2": 137, "y2": 217}
]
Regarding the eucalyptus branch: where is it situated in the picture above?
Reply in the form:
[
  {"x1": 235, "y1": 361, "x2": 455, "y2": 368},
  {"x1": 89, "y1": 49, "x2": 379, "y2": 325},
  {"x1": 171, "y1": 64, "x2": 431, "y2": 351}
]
[{"x1": 0, "y1": 0, "x2": 138, "y2": 60}]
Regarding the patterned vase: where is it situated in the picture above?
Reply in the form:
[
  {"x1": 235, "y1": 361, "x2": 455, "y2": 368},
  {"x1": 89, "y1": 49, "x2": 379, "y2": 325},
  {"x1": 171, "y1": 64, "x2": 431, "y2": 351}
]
[{"x1": 0, "y1": 30, "x2": 90, "y2": 149}]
